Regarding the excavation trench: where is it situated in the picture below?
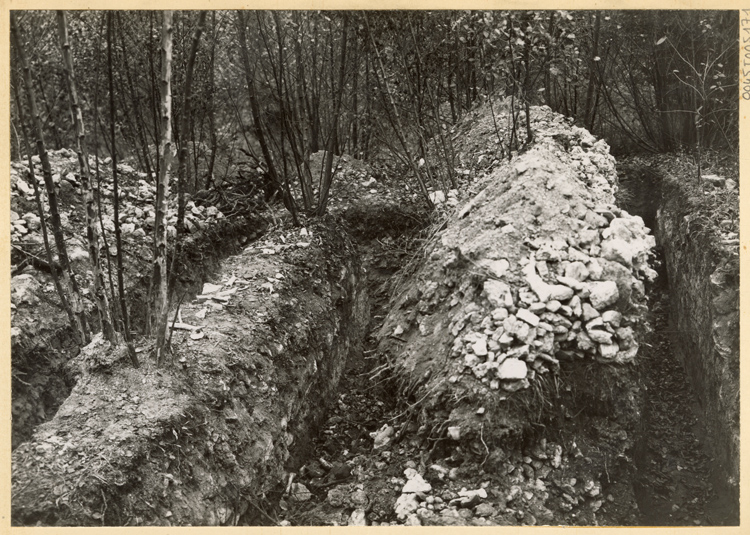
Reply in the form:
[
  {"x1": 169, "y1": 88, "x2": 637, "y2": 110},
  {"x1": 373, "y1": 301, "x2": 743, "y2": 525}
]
[
  {"x1": 269, "y1": 134, "x2": 651, "y2": 526},
  {"x1": 619, "y1": 161, "x2": 740, "y2": 525},
  {"x1": 12, "y1": 214, "x2": 373, "y2": 526},
  {"x1": 258, "y1": 153, "x2": 738, "y2": 526}
]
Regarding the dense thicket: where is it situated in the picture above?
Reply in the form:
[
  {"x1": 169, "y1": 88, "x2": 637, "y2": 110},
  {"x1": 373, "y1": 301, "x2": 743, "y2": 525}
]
[
  {"x1": 12, "y1": 10, "x2": 738, "y2": 181},
  {"x1": 10, "y1": 9, "x2": 738, "y2": 360}
]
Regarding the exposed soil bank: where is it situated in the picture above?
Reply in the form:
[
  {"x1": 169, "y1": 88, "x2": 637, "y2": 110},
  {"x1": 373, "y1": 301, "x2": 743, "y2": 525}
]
[
  {"x1": 11, "y1": 217, "x2": 367, "y2": 526},
  {"x1": 655, "y1": 172, "x2": 739, "y2": 519},
  {"x1": 11, "y1": 203, "x2": 267, "y2": 450}
]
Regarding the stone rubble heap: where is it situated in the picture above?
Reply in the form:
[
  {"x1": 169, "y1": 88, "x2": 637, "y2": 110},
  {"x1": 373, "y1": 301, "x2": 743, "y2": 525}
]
[
  {"x1": 379, "y1": 104, "x2": 658, "y2": 433},
  {"x1": 10, "y1": 149, "x2": 227, "y2": 248},
  {"x1": 449, "y1": 103, "x2": 618, "y2": 193},
  {"x1": 449, "y1": 207, "x2": 657, "y2": 393}
]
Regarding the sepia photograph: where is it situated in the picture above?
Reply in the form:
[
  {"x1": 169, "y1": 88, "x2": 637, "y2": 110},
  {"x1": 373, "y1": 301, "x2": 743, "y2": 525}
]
[{"x1": 5, "y1": 4, "x2": 742, "y2": 528}]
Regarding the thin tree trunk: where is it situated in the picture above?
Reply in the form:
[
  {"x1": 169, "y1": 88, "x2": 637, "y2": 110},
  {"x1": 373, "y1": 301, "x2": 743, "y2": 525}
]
[
  {"x1": 206, "y1": 12, "x2": 218, "y2": 189},
  {"x1": 176, "y1": 11, "x2": 207, "y2": 241},
  {"x1": 236, "y1": 10, "x2": 298, "y2": 223},
  {"x1": 153, "y1": 10, "x2": 175, "y2": 364},
  {"x1": 365, "y1": 14, "x2": 433, "y2": 209},
  {"x1": 91, "y1": 12, "x2": 121, "y2": 330},
  {"x1": 117, "y1": 13, "x2": 155, "y2": 181},
  {"x1": 149, "y1": 11, "x2": 161, "y2": 184},
  {"x1": 309, "y1": 16, "x2": 321, "y2": 153},
  {"x1": 584, "y1": 11, "x2": 601, "y2": 131},
  {"x1": 107, "y1": 13, "x2": 140, "y2": 367},
  {"x1": 11, "y1": 12, "x2": 89, "y2": 345},
  {"x1": 544, "y1": 12, "x2": 557, "y2": 108},
  {"x1": 362, "y1": 51, "x2": 372, "y2": 159},
  {"x1": 520, "y1": 13, "x2": 534, "y2": 145},
  {"x1": 34, "y1": 72, "x2": 64, "y2": 150},
  {"x1": 57, "y1": 10, "x2": 116, "y2": 342},
  {"x1": 268, "y1": 12, "x2": 298, "y2": 207},
  {"x1": 316, "y1": 14, "x2": 348, "y2": 216},
  {"x1": 12, "y1": 71, "x2": 73, "y2": 334},
  {"x1": 350, "y1": 32, "x2": 359, "y2": 156}
]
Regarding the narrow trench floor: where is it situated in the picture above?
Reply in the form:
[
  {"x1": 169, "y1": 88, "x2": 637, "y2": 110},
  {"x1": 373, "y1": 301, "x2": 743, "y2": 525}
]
[
  {"x1": 269, "y1": 241, "x2": 736, "y2": 527},
  {"x1": 634, "y1": 287, "x2": 739, "y2": 526}
]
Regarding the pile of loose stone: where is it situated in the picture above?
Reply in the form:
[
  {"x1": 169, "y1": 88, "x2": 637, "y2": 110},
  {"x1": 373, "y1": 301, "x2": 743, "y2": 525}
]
[
  {"x1": 449, "y1": 102, "x2": 617, "y2": 184},
  {"x1": 449, "y1": 208, "x2": 657, "y2": 393},
  {"x1": 10, "y1": 149, "x2": 228, "y2": 250},
  {"x1": 379, "y1": 102, "x2": 659, "y2": 415}
]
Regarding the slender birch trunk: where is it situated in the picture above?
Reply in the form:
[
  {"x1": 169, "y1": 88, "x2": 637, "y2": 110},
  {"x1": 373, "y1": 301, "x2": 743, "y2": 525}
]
[{"x1": 153, "y1": 10, "x2": 175, "y2": 364}]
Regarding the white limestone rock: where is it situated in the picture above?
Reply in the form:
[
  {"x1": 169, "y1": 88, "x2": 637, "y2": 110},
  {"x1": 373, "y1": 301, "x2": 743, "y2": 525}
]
[
  {"x1": 496, "y1": 358, "x2": 528, "y2": 380},
  {"x1": 588, "y1": 281, "x2": 619, "y2": 310}
]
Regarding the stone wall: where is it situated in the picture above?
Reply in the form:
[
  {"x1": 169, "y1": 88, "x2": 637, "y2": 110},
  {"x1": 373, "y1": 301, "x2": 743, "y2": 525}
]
[{"x1": 657, "y1": 176, "x2": 739, "y2": 501}]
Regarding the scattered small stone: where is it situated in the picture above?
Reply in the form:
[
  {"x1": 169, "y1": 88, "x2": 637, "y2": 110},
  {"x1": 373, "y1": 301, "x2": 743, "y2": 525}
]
[
  {"x1": 349, "y1": 508, "x2": 367, "y2": 526},
  {"x1": 581, "y1": 302, "x2": 600, "y2": 321},
  {"x1": 496, "y1": 358, "x2": 527, "y2": 380},
  {"x1": 482, "y1": 258, "x2": 510, "y2": 278},
  {"x1": 474, "y1": 502, "x2": 496, "y2": 517},
  {"x1": 484, "y1": 279, "x2": 513, "y2": 308},
  {"x1": 22, "y1": 212, "x2": 41, "y2": 231},
  {"x1": 394, "y1": 493, "x2": 420, "y2": 520},
  {"x1": 588, "y1": 281, "x2": 619, "y2": 309},
  {"x1": 472, "y1": 337, "x2": 488, "y2": 356},
  {"x1": 402, "y1": 469, "x2": 432, "y2": 493},
  {"x1": 289, "y1": 483, "x2": 312, "y2": 502},
  {"x1": 371, "y1": 424, "x2": 395, "y2": 450},
  {"x1": 601, "y1": 310, "x2": 622, "y2": 327},
  {"x1": 327, "y1": 487, "x2": 347, "y2": 507},
  {"x1": 516, "y1": 308, "x2": 540, "y2": 327}
]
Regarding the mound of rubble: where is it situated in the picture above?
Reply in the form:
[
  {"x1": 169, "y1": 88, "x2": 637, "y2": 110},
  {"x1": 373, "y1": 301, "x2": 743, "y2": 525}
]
[
  {"x1": 378, "y1": 109, "x2": 656, "y2": 452},
  {"x1": 11, "y1": 150, "x2": 230, "y2": 250}
]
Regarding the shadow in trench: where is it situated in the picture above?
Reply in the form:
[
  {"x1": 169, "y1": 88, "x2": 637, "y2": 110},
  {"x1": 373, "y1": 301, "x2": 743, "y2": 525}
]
[{"x1": 618, "y1": 161, "x2": 739, "y2": 525}]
